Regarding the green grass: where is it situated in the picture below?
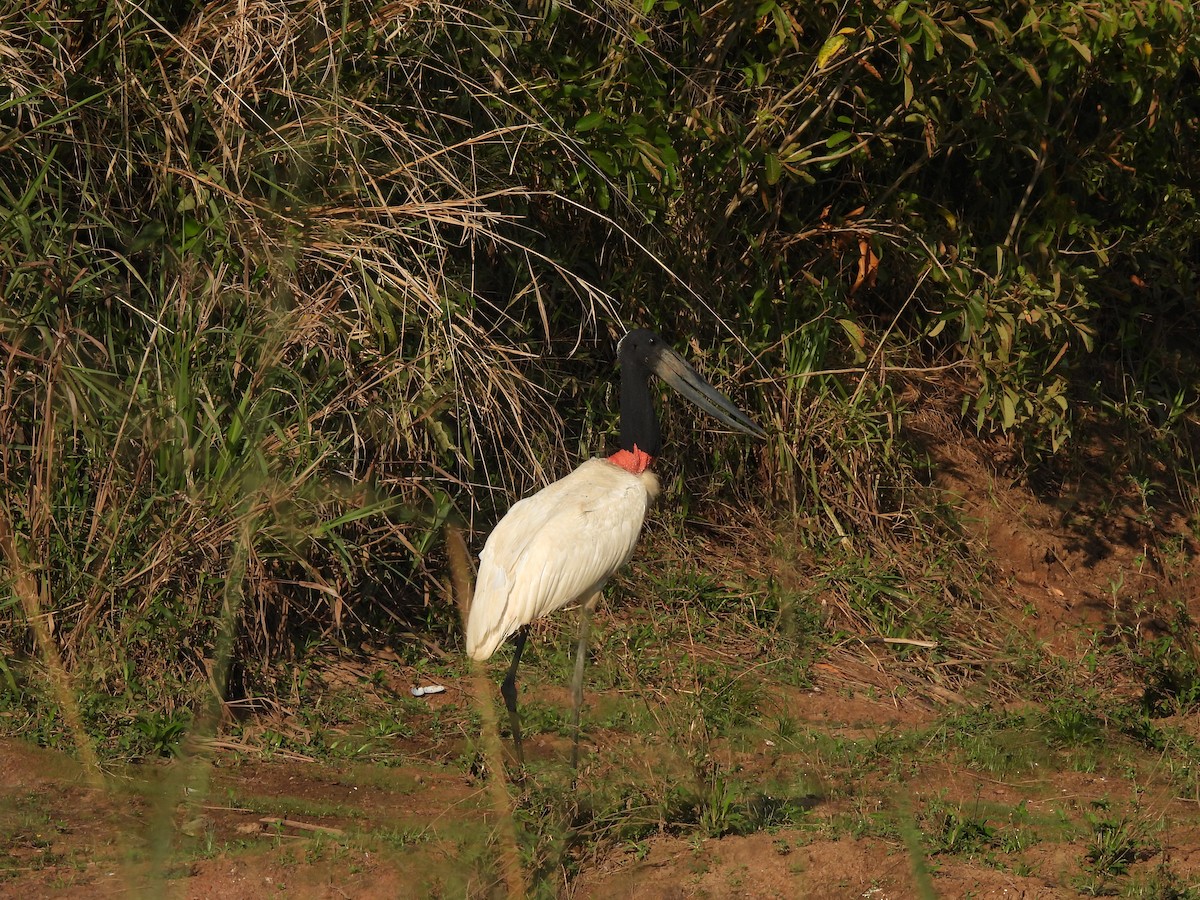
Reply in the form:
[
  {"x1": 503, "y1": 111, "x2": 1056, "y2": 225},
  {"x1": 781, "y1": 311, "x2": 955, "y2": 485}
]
[
  {"x1": 5, "y1": 592, "x2": 1200, "y2": 897},
  {"x1": 9, "y1": 491, "x2": 1198, "y2": 894}
]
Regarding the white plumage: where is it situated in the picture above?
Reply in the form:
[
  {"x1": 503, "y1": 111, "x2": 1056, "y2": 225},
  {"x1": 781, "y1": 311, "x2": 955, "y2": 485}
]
[
  {"x1": 464, "y1": 329, "x2": 763, "y2": 767},
  {"x1": 466, "y1": 458, "x2": 661, "y2": 661}
]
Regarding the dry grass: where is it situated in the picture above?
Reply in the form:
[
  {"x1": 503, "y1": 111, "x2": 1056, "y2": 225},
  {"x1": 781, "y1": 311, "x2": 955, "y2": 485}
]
[{"x1": 0, "y1": 1, "x2": 778, "y2": 765}]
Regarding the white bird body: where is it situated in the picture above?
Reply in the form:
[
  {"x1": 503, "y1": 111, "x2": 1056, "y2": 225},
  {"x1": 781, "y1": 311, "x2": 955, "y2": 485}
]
[
  {"x1": 464, "y1": 330, "x2": 763, "y2": 767},
  {"x1": 466, "y1": 457, "x2": 660, "y2": 661}
]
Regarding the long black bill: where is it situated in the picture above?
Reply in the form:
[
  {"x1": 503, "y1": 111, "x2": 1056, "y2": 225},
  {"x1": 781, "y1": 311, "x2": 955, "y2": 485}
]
[{"x1": 651, "y1": 348, "x2": 767, "y2": 439}]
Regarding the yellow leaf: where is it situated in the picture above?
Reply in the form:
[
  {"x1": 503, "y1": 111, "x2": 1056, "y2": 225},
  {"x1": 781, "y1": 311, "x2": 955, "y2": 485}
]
[
  {"x1": 817, "y1": 33, "x2": 848, "y2": 70},
  {"x1": 838, "y1": 318, "x2": 866, "y2": 349}
]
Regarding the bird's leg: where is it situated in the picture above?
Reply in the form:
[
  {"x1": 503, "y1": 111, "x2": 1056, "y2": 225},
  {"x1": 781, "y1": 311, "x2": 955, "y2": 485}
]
[
  {"x1": 570, "y1": 593, "x2": 601, "y2": 769},
  {"x1": 500, "y1": 626, "x2": 529, "y2": 765}
]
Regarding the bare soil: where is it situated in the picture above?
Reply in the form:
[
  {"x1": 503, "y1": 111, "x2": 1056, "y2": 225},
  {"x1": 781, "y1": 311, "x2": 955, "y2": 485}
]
[{"x1": 2, "y1": 432, "x2": 1199, "y2": 898}]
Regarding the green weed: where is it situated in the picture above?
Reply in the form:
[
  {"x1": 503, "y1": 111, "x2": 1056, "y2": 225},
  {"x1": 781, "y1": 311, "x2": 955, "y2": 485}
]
[
  {"x1": 930, "y1": 807, "x2": 996, "y2": 857},
  {"x1": 1123, "y1": 858, "x2": 1200, "y2": 899}
]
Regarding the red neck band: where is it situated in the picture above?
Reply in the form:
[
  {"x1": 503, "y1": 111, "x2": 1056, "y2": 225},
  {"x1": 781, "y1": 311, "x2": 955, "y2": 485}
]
[{"x1": 607, "y1": 446, "x2": 655, "y2": 474}]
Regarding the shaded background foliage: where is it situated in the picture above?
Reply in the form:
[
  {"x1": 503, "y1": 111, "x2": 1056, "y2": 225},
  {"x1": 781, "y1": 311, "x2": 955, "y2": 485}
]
[{"x1": 0, "y1": 0, "x2": 1198, "y2": 744}]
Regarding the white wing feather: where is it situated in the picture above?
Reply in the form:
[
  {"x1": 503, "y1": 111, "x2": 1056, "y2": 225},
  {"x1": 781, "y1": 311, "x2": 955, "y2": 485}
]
[{"x1": 465, "y1": 458, "x2": 654, "y2": 660}]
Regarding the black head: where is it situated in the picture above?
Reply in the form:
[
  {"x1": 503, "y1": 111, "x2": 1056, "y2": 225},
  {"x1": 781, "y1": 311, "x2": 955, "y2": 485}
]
[
  {"x1": 614, "y1": 329, "x2": 765, "y2": 457},
  {"x1": 616, "y1": 329, "x2": 666, "y2": 375}
]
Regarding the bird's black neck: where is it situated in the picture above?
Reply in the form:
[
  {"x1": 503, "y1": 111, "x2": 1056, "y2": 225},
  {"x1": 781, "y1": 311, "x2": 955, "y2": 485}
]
[{"x1": 618, "y1": 364, "x2": 661, "y2": 457}]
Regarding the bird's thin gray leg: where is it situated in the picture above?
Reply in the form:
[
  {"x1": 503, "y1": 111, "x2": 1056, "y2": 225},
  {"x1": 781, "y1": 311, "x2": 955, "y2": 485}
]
[
  {"x1": 500, "y1": 626, "x2": 529, "y2": 765},
  {"x1": 570, "y1": 593, "x2": 601, "y2": 769}
]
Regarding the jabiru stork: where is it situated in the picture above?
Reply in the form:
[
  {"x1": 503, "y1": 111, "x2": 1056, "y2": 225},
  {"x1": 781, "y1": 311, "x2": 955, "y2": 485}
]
[{"x1": 465, "y1": 329, "x2": 764, "y2": 766}]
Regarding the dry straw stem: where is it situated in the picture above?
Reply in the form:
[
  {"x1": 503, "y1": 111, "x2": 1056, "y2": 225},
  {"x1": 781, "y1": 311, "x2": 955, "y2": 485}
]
[
  {"x1": 0, "y1": 507, "x2": 103, "y2": 787},
  {"x1": 0, "y1": 341, "x2": 103, "y2": 783},
  {"x1": 257, "y1": 816, "x2": 345, "y2": 836},
  {"x1": 446, "y1": 524, "x2": 526, "y2": 899}
]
